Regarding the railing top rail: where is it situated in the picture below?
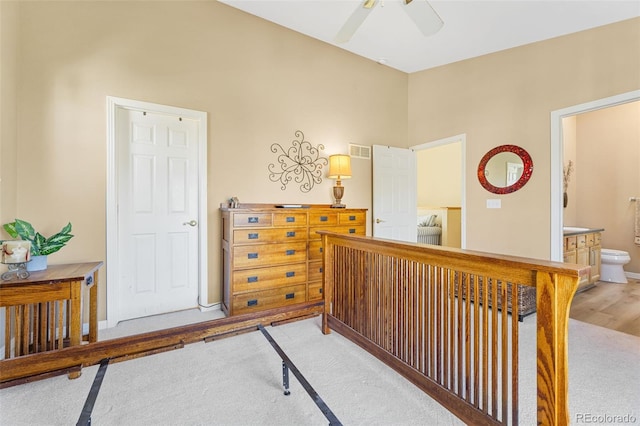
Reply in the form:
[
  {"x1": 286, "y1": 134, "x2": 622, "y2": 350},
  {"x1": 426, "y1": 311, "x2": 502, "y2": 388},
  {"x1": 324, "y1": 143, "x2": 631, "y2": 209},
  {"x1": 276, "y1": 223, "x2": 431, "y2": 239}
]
[{"x1": 318, "y1": 231, "x2": 589, "y2": 287}]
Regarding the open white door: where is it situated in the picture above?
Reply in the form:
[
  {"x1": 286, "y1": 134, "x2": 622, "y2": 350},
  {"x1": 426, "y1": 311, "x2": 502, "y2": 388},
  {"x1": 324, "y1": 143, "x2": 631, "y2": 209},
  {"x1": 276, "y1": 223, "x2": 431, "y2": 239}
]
[{"x1": 372, "y1": 145, "x2": 417, "y2": 242}]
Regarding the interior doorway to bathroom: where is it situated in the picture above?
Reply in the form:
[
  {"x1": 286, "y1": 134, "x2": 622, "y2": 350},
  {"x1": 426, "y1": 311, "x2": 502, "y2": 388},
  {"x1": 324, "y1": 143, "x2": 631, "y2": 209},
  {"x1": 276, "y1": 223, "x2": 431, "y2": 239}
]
[{"x1": 550, "y1": 90, "x2": 639, "y2": 277}]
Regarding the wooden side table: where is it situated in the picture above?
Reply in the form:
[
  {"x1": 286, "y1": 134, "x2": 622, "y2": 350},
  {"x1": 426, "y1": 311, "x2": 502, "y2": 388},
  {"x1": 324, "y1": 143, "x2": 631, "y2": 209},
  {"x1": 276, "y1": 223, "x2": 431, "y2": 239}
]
[{"x1": 1, "y1": 261, "x2": 102, "y2": 378}]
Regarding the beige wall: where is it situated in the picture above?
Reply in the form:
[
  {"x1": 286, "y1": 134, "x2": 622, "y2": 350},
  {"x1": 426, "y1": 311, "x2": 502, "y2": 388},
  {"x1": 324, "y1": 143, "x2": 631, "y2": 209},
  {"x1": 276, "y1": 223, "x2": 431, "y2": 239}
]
[
  {"x1": 0, "y1": 1, "x2": 18, "y2": 225},
  {"x1": 416, "y1": 142, "x2": 461, "y2": 208},
  {"x1": 3, "y1": 1, "x2": 408, "y2": 320},
  {"x1": 408, "y1": 18, "x2": 640, "y2": 259},
  {"x1": 574, "y1": 101, "x2": 640, "y2": 273},
  {"x1": 3, "y1": 2, "x2": 639, "y2": 323}
]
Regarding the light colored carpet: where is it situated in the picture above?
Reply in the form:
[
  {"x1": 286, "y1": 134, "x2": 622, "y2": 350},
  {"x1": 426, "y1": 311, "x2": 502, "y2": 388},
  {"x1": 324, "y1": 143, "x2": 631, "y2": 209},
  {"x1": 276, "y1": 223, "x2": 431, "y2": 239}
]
[{"x1": 0, "y1": 314, "x2": 638, "y2": 425}]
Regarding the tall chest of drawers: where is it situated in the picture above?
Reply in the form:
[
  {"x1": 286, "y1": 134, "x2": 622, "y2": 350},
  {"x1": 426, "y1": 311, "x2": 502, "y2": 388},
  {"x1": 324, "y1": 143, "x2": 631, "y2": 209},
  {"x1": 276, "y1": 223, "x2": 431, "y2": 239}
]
[{"x1": 221, "y1": 204, "x2": 367, "y2": 316}]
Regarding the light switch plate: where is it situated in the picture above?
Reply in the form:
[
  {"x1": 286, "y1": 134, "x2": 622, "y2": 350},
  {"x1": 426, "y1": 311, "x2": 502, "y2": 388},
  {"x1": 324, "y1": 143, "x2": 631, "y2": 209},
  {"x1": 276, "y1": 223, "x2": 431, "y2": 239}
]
[{"x1": 487, "y1": 199, "x2": 501, "y2": 209}]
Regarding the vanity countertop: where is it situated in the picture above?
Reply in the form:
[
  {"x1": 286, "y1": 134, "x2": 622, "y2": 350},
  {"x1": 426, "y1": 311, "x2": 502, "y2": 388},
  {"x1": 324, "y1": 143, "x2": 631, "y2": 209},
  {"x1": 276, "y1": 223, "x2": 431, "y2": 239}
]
[{"x1": 563, "y1": 227, "x2": 605, "y2": 236}]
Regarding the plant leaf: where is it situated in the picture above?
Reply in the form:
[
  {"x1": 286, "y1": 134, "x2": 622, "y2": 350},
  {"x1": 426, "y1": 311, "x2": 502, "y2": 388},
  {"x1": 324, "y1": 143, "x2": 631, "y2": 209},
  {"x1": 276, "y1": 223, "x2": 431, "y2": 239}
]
[
  {"x1": 14, "y1": 219, "x2": 36, "y2": 241},
  {"x1": 3, "y1": 222, "x2": 19, "y2": 239},
  {"x1": 40, "y1": 243, "x2": 67, "y2": 256},
  {"x1": 59, "y1": 222, "x2": 72, "y2": 234},
  {"x1": 33, "y1": 233, "x2": 46, "y2": 255}
]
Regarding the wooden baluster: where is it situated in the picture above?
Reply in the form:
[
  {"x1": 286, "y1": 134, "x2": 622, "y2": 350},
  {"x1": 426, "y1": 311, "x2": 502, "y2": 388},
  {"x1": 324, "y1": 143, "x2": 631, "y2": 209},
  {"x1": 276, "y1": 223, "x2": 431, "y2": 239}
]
[
  {"x1": 48, "y1": 300, "x2": 55, "y2": 351},
  {"x1": 501, "y1": 281, "x2": 508, "y2": 423},
  {"x1": 19, "y1": 305, "x2": 28, "y2": 356},
  {"x1": 512, "y1": 283, "x2": 520, "y2": 426},
  {"x1": 496, "y1": 279, "x2": 500, "y2": 418},
  {"x1": 473, "y1": 274, "x2": 480, "y2": 408},
  {"x1": 57, "y1": 301, "x2": 64, "y2": 350},
  {"x1": 4, "y1": 307, "x2": 11, "y2": 359}
]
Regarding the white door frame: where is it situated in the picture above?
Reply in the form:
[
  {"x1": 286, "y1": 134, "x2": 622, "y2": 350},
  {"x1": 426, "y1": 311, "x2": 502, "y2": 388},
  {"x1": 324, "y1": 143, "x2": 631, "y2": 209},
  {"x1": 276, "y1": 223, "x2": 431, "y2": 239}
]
[
  {"x1": 550, "y1": 90, "x2": 639, "y2": 261},
  {"x1": 411, "y1": 133, "x2": 467, "y2": 249},
  {"x1": 106, "y1": 96, "x2": 208, "y2": 328}
]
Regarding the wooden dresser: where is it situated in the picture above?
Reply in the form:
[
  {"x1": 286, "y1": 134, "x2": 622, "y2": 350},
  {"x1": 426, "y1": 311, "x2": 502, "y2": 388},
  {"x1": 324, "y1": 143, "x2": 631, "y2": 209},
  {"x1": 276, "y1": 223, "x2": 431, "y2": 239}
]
[{"x1": 221, "y1": 204, "x2": 367, "y2": 316}]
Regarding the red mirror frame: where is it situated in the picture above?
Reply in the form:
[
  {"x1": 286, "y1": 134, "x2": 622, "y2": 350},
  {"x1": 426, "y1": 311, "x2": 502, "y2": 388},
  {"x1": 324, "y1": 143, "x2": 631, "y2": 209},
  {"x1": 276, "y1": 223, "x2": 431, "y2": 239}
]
[{"x1": 477, "y1": 144, "x2": 533, "y2": 194}]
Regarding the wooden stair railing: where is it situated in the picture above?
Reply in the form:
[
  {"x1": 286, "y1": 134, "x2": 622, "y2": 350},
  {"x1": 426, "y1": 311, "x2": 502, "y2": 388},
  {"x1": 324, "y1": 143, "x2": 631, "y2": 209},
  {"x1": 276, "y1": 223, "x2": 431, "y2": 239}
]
[{"x1": 319, "y1": 231, "x2": 588, "y2": 426}]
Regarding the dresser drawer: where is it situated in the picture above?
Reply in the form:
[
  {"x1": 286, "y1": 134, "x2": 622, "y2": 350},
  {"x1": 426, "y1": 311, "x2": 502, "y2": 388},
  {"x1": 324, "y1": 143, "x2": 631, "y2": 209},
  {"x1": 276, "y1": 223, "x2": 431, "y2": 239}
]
[
  {"x1": 233, "y1": 242, "x2": 307, "y2": 269},
  {"x1": 232, "y1": 284, "x2": 306, "y2": 315},
  {"x1": 308, "y1": 281, "x2": 323, "y2": 301},
  {"x1": 308, "y1": 260, "x2": 323, "y2": 282},
  {"x1": 309, "y1": 225, "x2": 365, "y2": 240},
  {"x1": 233, "y1": 228, "x2": 306, "y2": 244},
  {"x1": 576, "y1": 234, "x2": 587, "y2": 248},
  {"x1": 233, "y1": 263, "x2": 306, "y2": 293},
  {"x1": 309, "y1": 212, "x2": 338, "y2": 226},
  {"x1": 233, "y1": 213, "x2": 272, "y2": 227},
  {"x1": 273, "y1": 212, "x2": 307, "y2": 227},
  {"x1": 308, "y1": 240, "x2": 323, "y2": 260},
  {"x1": 338, "y1": 211, "x2": 366, "y2": 225}
]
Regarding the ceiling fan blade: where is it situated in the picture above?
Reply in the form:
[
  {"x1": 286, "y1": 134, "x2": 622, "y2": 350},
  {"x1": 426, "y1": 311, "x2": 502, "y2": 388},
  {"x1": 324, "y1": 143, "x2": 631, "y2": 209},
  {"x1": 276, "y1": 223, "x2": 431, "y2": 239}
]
[
  {"x1": 335, "y1": 1, "x2": 376, "y2": 44},
  {"x1": 402, "y1": 0, "x2": 444, "y2": 37}
]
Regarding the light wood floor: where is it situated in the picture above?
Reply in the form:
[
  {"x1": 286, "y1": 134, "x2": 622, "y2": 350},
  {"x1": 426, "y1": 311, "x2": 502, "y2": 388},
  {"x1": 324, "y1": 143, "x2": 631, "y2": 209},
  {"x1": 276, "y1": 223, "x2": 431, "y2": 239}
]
[{"x1": 569, "y1": 277, "x2": 640, "y2": 337}]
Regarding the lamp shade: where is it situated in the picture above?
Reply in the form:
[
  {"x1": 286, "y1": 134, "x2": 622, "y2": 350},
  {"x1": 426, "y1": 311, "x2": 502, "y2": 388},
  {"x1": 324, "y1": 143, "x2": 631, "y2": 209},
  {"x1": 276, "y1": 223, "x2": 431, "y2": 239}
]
[{"x1": 328, "y1": 155, "x2": 352, "y2": 179}]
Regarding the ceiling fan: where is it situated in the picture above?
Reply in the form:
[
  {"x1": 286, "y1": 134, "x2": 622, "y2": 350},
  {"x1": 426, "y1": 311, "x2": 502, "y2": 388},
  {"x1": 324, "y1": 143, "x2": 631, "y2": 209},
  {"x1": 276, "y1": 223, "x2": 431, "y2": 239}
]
[{"x1": 335, "y1": 0, "x2": 444, "y2": 44}]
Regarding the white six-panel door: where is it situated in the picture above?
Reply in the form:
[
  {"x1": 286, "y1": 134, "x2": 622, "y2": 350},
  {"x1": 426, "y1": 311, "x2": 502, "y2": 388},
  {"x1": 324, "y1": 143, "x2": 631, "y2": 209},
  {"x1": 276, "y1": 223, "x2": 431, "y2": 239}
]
[
  {"x1": 116, "y1": 107, "x2": 200, "y2": 320},
  {"x1": 372, "y1": 145, "x2": 417, "y2": 242}
]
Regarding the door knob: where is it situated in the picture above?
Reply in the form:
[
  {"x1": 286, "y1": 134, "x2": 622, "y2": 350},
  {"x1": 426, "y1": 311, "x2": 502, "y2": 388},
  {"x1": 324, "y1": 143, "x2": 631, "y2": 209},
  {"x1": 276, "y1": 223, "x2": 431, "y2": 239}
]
[
  {"x1": 183, "y1": 220, "x2": 198, "y2": 227},
  {"x1": 375, "y1": 218, "x2": 385, "y2": 224}
]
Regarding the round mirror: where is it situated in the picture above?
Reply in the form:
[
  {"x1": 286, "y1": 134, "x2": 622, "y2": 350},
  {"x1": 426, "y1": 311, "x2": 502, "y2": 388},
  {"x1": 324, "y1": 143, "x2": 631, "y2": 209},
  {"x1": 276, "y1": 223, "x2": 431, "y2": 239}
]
[{"x1": 477, "y1": 145, "x2": 533, "y2": 194}]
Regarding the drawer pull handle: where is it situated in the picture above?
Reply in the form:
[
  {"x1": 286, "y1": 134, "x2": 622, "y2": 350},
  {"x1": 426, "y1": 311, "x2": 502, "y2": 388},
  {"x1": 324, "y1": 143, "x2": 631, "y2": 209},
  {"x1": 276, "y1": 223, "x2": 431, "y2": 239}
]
[
  {"x1": 319, "y1": 247, "x2": 323, "y2": 253},
  {"x1": 247, "y1": 276, "x2": 258, "y2": 283},
  {"x1": 319, "y1": 267, "x2": 323, "y2": 273},
  {"x1": 285, "y1": 249, "x2": 295, "y2": 256},
  {"x1": 285, "y1": 293, "x2": 295, "y2": 300},
  {"x1": 248, "y1": 233, "x2": 259, "y2": 239},
  {"x1": 348, "y1": 228, "x2": 356, "y2": 234},
  {"x1": 286, "y1": 271, "x2": 295, "y2": 278},
  {"x1": 286, "y1": 231, "x2": 296, "y2": 237},
  {"x1": 319, "y1": 288, "x2": 323, "y2": 294},
  {"x1": 248, "y1": 217, "x2": 259, "y2": 224},
  {"x1": 247, "y1": 299, "x2": 258, "y2": 307},
  {"x1": 248, "y1": 253, "x2": 258, "y2": 259},
  {"x1": 349, "y1": 215, "x2": 356, "y2": 221},
  {"x1": 320, "y1": 216, "x2": 328, "y2": 222},
  {"x1": 286, "y1": 217, "x2": 295, "y2": 222}
]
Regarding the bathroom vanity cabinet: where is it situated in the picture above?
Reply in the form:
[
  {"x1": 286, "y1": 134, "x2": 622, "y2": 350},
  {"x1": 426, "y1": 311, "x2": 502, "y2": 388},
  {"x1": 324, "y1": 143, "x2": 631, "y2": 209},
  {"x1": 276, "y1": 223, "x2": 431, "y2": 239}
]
[{"x1": 563, "y1": 228, "x2": 602, "y2": 291}]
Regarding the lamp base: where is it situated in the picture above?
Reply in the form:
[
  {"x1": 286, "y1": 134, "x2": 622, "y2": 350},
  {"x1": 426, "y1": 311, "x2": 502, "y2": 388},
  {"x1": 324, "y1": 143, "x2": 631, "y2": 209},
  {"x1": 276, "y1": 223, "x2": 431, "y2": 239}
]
[{"x1": 330, "y1": 203, "x2": 346, "y2": 209}]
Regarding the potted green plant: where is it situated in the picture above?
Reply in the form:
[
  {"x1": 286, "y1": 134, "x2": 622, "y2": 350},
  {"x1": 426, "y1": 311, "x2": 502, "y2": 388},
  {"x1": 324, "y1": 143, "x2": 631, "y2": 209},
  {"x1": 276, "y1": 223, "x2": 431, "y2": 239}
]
[{"x1": 2, "y1": 219, "x2": 74, "y2": 271}]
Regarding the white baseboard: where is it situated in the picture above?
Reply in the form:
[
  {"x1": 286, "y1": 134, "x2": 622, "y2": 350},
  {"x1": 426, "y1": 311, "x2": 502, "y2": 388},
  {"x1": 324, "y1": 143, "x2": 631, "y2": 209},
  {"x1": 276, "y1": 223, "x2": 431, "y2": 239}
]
[
  {"x1": 626, "y1": 271, "x2": 640, "y2": 280},
  {"x1": 199, "y1": 302, "x2": 221, "y2": 313}
]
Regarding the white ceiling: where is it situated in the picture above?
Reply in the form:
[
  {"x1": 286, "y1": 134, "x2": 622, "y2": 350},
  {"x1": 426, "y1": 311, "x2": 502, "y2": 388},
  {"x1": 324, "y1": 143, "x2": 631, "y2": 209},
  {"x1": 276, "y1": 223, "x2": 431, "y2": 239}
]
[{"x1": 219, "y1": 0, "x2": 640, "y2": 73}]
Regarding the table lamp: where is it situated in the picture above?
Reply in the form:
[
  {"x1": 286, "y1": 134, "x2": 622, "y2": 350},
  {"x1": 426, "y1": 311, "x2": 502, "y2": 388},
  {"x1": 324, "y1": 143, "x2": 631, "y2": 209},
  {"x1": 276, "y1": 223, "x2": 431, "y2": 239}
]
[{"x1": 328, "y1": 154, "x2": 352, "y2": 208}]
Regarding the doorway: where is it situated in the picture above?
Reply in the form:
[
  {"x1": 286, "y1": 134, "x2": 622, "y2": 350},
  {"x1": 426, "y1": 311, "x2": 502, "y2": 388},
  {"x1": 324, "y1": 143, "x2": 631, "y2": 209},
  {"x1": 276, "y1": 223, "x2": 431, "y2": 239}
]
[
  {"x1": 550, "y1": 90, "x2": 640, "y2": 262},
  {"x1": 106, "y1": 97, "x2": 208, "y2": 327},
  {"x1": 412, "y1": 134, "x2": 466, "y2": 249}
]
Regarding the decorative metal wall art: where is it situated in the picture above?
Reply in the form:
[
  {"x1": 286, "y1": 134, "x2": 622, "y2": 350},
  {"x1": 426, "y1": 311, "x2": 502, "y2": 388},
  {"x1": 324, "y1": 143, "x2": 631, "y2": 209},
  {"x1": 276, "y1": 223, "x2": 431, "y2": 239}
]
[{"x1": 268, "y1": 130, "x2": 328, "y2": 192}]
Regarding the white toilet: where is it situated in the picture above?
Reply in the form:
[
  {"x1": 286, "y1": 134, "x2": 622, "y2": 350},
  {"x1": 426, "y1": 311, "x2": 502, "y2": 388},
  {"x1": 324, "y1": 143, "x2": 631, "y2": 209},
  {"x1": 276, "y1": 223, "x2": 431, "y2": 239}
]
[{"x1": 600, "y1": 249, "x2": 631, "y2": 283}]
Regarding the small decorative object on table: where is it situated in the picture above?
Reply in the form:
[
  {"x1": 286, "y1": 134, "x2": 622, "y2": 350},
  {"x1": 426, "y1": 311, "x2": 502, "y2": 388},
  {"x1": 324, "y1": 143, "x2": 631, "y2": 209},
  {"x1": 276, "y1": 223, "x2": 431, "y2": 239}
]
[
  {"x1": 228, "y1": 197, "x2": 239, "y2": 208},
  {"x1": 2, "y1": 219, "x2": 74, "y2": 272},
  {"x1": 1, "y1": 240, "x2": 31, "y2": 280}
]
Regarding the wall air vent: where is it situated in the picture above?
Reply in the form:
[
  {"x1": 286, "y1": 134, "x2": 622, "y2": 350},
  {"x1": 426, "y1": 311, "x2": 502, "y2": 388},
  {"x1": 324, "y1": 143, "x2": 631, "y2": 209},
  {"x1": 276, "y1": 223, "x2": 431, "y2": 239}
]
[{"x1": 349, "y1": 144, "x2": 371, "y2": 160}]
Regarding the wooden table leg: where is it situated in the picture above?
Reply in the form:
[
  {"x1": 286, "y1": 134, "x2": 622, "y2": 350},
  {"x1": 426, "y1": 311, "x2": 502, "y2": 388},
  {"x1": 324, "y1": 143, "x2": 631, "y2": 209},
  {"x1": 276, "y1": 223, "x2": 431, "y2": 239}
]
[
  {"x1": 68, "y1": 280, "x2": 82, "y2": 379},
  {"x1": 89, "y1": 270, "x2": 98, "y2": 343}
]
